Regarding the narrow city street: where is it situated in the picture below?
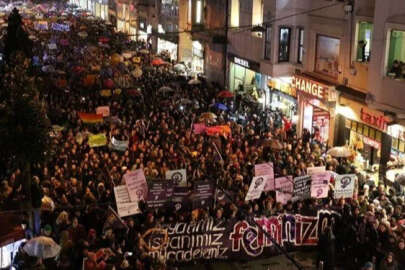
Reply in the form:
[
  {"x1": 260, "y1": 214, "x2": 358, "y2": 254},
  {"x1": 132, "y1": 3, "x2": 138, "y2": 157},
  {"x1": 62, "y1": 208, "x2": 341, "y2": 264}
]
[{"x1": 0, "y1": 1, "x2": 405, "y2": 270}]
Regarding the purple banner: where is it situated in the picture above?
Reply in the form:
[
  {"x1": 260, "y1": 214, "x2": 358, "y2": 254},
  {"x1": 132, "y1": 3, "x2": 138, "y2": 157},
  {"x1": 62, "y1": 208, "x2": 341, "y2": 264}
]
[{"x1": 144, "y1": 210, "x2": 339, "y2": 263}]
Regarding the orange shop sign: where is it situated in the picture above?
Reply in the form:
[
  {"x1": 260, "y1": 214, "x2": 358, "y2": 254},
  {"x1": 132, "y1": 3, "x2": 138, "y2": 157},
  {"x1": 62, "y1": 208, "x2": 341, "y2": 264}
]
[
  {"x1": 291, "y1": 75, "x2": 328, "y2": 100},
  {"x1": 360, "y1": 108, "x2": 388, "y2": 132}
]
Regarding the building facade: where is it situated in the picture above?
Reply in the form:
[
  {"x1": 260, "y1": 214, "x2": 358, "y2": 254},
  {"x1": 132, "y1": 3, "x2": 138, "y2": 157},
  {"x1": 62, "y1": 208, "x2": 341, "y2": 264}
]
[
  {"x1": 200, "y1": 0, "x2": 405, "y2": 179},
  {"x1": 178, "y1": 0, "x2": 227, "y2": 83}
]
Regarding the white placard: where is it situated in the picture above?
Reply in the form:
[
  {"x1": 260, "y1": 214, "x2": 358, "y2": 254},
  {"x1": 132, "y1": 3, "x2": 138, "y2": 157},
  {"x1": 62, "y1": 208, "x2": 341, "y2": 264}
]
[
  {"x1": 165, "y1": 169, "x2": 187, "y2": 187},
  {"x1": 311, "y1": 172, "x2": 331, "y2": 199},
  {"x1": 124, "y1": 169, "x2": 148, "y2": 202},
  {"x1": 114, "y1": 185, "x2": 141, "y2": 217},
  {"x1": 245, "y1": 176, "x2": 267, "y2": 201},
  {"x1": 334, "y1": 174, "x2": 356, "y2": 199}
]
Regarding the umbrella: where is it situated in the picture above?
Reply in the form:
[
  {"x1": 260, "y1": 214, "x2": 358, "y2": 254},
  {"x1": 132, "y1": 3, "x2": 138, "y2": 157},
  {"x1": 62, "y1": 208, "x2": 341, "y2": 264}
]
[
  {"x1": 395, "y1": 173, "x2": 405, "y2": 185},
  {"x1": 215, "y1": 103, "x2": 228, "y2": 111},
  {"x1": 23, "y1": 236, "x2": 61, "y2": 258},
  {"x1": 217, "y1": 90, "x2": 234, "y2": 98},
  {"x1": 188, "y1": 78, "x2": 201, "y2": 85},
  {"x1": 270, "y1": 140, "x2": 284, "y2": 151},
  {"x1": 78, "y1": 31, "x2": 88, "y2": 38},
  {"x1": 158, "y1": 86, "x2": 174, "y2": 94},
  {"x1": 173, "y1": 63, "x2": 186, "y2": 72},
  {"x1": 122, "y1": 51, "x2": 133, "y2": 59},
  {"x1": 48, "y1": 43, "x2": 57, "y2": 50},
  {"x1": 151, "y1": 58, "x2": 168, "y2": 66},
  {"x1": 111, "y1": 53, "x2": 122, "y2": 65},
  {"x1": 59, "y1": 39, "x2": 69, "y2": 46},
  {"x1": 42, "y1": 65, "x2": 55, "y2": 73},
  {"x1": 132, "y1": 67, "x2": 142, "y2": 78},
  {"x1": 177, "y1": 98, "x2": 192, "y2": 105},
  {"x1": 127, "y1": 89, "x2": 142, "y2": 97},
  {"x1": 327, "y1": 146, "x2": 352, "y2": 158},
  {"x1": 199, "y1": 112, "x2": 217, "y2": 121}
]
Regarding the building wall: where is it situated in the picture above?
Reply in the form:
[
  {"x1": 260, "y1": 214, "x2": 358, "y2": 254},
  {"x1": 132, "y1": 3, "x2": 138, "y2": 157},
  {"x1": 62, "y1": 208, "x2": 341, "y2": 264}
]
[{"x1": 368, "y1": 0, "x2": 405, "y2": 113}]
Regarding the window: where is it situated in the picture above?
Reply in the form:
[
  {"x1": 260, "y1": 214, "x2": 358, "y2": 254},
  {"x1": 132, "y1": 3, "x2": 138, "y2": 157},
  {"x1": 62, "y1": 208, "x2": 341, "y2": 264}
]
[
  {"x1": 387, "y1": 30, "x2": 405, "y2": 80},
  {"x1": 264, "y1": 26, "x2": 272, "y2": 59},
  {"x1": 188, "y1": 0, "x2": 192, "y2": 24},
  {"x1": 315, "y1": 35, "x2": 340, "y2": 79},
  {"x1": 356, "y1": 22, "x2": 373, "y2": 62},
  {"x1": 195, "y1": 0, "x2": 203, "y2": 24},
  {"x1": 278, "y1": 27, "x2": 291, "y2": 62},
  {"x1": 297, "y1": 28, "x2": 304, "y2": 63},
  {"x1": 252, "y1": 0, "x2": 263, "y2": 26},
  {"x1": 230, "y1": 0, "x2": 239, "y2": 27},
  {"x1": 252, "y1": 0, "x2": 263, "y2": 37}
]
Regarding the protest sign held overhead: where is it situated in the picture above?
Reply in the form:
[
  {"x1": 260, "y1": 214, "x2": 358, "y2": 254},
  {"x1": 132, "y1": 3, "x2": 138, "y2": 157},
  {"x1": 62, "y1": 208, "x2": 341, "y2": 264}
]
[
  {"x1": 255, "y1": 163, "x2": 275, "y2": 191},
  {"x1": 110, "y1": 137, "x2": 129, "y2": 152},
  {"x1": 88, "y1": 133, "x2": 107, "y2": 148},
  {"x1": 96, "y1": 106, "x2": 110, "y2": 117},
  {"x1": 193, "y1": 123, "x2": 206, "y2": 134},
  {"x1": 293, "y1": 175, "x2": 312, "y2": 201},
  {"x1": 166, "y1": 169, "x2": 187, "y2": 187},
  {"x1": 171, "y1": 186, "x2": 192, "y2": 212},
  {"x1": 245, "y1": 176, "x2": 267, "y2": 201},
  {"x1": 307, "y1": 166, "x2": 326, "y2": 176},
  {"x1": 78, "y1": 112, "x2": 103, "y2": 124},
  {"x1": 275, "y1": 176, "x2": 293, "y2": 205},
  {"x1": 334, "y1": 174, "x2": 356, "y2": 199},
  {"x1": 147, "y1": 180, "x2": 172, "y2": 209},
  {"x1": 113, "y1": 186, "x2": 141, "y2": 217},
  {"x1": 193, "y1": 181, "x2": 214, "y2": 209},
  {"x1": 311, "y1": 172, "x2": 331, "y2": 199},
  {"x1": 124, "y1": 169, "x2": 148, "y2": 202}
]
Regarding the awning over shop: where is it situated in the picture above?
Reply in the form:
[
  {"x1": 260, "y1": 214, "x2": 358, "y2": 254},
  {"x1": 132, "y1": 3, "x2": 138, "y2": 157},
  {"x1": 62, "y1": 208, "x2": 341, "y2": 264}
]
[{"x1": 336, "y1": 85, "x2": 367, "y2": 104}]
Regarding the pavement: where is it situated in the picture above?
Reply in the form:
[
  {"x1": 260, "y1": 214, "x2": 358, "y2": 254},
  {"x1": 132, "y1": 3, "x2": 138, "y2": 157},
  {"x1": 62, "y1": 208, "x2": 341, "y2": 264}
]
[{"x1": 180, "y1": 251, "x2": 318, "y2": 270}]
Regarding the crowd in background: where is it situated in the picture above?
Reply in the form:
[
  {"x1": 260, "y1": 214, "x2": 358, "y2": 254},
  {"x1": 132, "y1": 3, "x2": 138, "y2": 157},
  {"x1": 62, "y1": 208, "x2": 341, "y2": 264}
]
[{"x1": 0, "y1": 4, "x2": 404, "y2": 270}]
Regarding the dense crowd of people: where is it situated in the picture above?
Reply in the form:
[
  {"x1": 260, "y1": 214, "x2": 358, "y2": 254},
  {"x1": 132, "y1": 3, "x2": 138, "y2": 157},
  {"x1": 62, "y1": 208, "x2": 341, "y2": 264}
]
[{"x1": 0, "y1": 3, "x2": 404, "y2": 270}]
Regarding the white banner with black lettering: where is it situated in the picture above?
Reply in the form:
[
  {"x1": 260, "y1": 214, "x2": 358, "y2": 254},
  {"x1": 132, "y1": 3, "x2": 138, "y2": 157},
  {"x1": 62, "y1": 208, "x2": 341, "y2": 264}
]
[{"x1": 113, "y1": 185, "x2": 141, "y2": 217}]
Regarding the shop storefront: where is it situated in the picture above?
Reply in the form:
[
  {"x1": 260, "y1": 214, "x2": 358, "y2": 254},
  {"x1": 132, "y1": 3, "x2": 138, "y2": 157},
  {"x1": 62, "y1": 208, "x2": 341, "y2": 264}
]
[
  {"x1": 192, "y1": 41, "x2": 204, "y2": 75},
  {"x1": 228, "y1": 53, "x2": 261, "y2": 94},
  {"x1": 116, "y1": 2, "x2": 130, "y2": 33},
  {"x1": 294, "y1": 74, "x2": 338, "y2": 146},
  {"x1": 69, "y1": 0, "x2": 80, "y2": 7},
  {"x1": 93, "y1": 0, "x2": 108, "y2": 20},
  {"x1": 158, "y1": 38, "x2": 178, "y2": 61},
  {"x1": 335, "y1": 96, "x2": 392, "y2": 176},
  {"x1": 87, "y1": 0, "x2": 94, "y2": 13},
  {"x1": 386, "y1": 124, "x2": 405, "y2": 181},
  {"x1": 79, "y1": 0, "x2": 88, "y2": 10},
  {"x1": 267, "y1": 77, "x2": 297, "y2": 120}
]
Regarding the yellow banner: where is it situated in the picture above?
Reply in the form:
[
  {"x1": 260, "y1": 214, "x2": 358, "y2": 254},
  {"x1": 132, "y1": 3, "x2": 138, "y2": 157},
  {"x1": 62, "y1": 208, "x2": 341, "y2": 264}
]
[{"x1": 88, "y1": 133, "x2": 107, "y2": 148}]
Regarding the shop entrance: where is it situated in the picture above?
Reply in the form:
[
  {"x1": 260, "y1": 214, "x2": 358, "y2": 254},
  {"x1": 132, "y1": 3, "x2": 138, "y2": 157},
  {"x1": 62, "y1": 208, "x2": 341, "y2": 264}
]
[
  {"x1": 192, "y1": 41, "x2": 204, "y2": 75},
  {"x1": 347, "y1": 120, "x2": 382, "y2": 170},
  {"x1": 302, "y1": 102, "x2": 330, "y2": 143}
]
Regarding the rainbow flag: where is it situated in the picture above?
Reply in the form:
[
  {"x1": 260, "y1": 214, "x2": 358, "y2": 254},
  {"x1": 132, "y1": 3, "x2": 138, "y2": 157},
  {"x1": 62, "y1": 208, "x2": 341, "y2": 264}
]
[{"x1": 78, "y1": 112, "x2": 103, "y2": 124}]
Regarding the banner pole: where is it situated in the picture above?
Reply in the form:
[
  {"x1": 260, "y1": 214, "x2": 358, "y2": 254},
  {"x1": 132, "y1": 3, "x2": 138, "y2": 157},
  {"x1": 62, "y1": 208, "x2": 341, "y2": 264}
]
[{"x1": 212, "y1": 142, "x2": 223, "y2": 209}]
